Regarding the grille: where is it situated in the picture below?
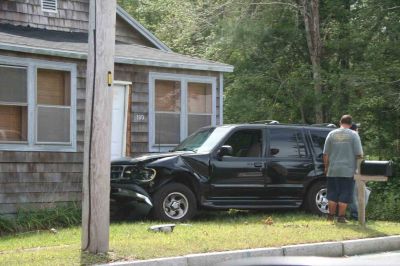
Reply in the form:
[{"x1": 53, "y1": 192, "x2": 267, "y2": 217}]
[
  {"x1": 111, "y1": 166, "x2": 124, "y2": 179},
  {"x1": 42, "y1": 0, "x2": 57, "y2": 12}
]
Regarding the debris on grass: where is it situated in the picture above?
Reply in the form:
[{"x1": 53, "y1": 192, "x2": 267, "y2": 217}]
[
  {"x1": 262, "y1": 216, "x2": 274, "y2": 226},
  {"x1": 148, "y1": 224, "x2": 176, "y2": 233}
]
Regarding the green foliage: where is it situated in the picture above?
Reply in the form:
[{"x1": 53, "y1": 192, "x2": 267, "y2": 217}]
[
  {"x1": 0, "y1": 203, "x2": 81, "y2": 236},
  {"x1": 118, "y1": 0, "x2": 400, "y2": 217},
  {"x1": 366, "y1": 158, "x2": 400, "y2": 221}
]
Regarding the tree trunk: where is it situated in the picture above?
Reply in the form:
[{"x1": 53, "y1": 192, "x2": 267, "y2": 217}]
[
  {"x1": 82, "y1": 0, "x2": 116, "y2": 253},
  {"x1": 301, "y1": 0, "x2": 323, "y2": 123}
]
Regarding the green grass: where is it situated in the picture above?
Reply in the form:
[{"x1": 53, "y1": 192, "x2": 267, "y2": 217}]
[{"x1": 1, "y1": 211, "x2": 400, "y2": 265}]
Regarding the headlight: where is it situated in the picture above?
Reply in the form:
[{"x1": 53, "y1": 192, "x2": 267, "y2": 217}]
[{"x1": 128, "y1": 167, "x2": 156, "y2": 182}]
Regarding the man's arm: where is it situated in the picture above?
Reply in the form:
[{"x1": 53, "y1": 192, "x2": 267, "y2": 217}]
[{"x1": 323, "y1": 154, "x2": 329, "y2": 176}]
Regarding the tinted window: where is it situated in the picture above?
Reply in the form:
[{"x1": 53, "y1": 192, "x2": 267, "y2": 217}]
[
  {"x1": 223, "y1": 129, "x2": 262, "y2": 157},
  {"x1": 309, "y1": 130, "x2": 330, "y2": 158},
  {"x1": 268, "y1": 128, "x2": 307, "y2": 158}
]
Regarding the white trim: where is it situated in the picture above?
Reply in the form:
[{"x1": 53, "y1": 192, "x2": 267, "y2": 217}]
[
  {"x1": 122, "y1": 84, "x2": 130, "y2": 157},
  {"x1": 148, "y1": 72, "x2": 217, "y2": 152},
  {"x1": 0, "y1": 55, "x2": 77, "y2": 152},
  {"x1": 0, "y1": 42, "x2": 234, "y2": 73},
  {"x1": 219, "y1": 73, "x2": 224, "y2": 125},
  {"x1": 116, "y1": 6, "x2": 171, "y2": 52},
  {"x1": 112, "y1": 81, "x2": 130, "y2": 158},
  {"x1": 114, "y1": 80, "x2": 133, "y2": 86}
]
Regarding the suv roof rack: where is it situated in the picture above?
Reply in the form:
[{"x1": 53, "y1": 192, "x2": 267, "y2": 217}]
[
  {"x1": 310, "y1": 123, "x2": 337, "y2": 128},
  {"x1": 250, "y1": 120, "x2": 280, "y2": 124},
  {"x1": 249, "y1": 120, "x2": 337, "y2": 128}
]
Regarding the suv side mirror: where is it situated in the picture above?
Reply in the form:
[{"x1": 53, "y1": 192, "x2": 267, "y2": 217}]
[{"x1": 217, "y1": 145, "x2": 233, "y2": 160}]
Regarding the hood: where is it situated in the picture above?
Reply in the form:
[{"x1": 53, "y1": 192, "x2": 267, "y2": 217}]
[{"x1": 111, "y1": 151, "x2": 192, "y2": 165}]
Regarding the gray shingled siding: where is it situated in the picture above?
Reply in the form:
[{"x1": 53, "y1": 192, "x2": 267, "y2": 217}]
[
  {"x1": 0, "y1": 0, "x2": 89, "y2": 33},
  {"x1": 0, "y1": 51, "x2": 222, "y2": 214},
  {"x1": 0, "y1": 0, "x2": 158, "y2": 47},
  {"x1": 0, "y1": 51, "x2": 85, "y2": 215}
]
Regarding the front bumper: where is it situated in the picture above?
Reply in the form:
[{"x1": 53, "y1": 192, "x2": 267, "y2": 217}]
[{"x1": 110, "y1": 183, "x2": 153, "y2": 218}]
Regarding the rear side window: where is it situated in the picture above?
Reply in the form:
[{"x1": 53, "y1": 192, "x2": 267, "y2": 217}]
[
  {"x1": 309, "y1": 130, "x2": 330, "y2": 158},
  {"x1": 268, "y1": 128, "x2": 307, "y2": 158}
]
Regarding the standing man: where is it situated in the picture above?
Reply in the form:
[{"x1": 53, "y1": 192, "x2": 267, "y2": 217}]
[{"x1": 323, "y1": 115, "x2": 363, "y2": 223}]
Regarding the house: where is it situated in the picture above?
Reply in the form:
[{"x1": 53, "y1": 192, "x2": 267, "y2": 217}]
[{"x1": 0, "y1": 0, "x2": 233, "y2": 215}]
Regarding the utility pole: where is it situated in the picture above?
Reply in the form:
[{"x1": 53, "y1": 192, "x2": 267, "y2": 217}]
[{"x1": 82, "y1": 0, "x2": 116, "y2": 253}]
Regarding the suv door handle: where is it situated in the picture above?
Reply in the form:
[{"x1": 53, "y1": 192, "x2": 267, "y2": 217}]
[{"x1": 254, "y1": 162, "x2": 263, "y2": 168}]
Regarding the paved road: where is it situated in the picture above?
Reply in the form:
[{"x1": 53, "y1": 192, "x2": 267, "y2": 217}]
[{"x1": 347, "y1": 251, "x2": 400, "y2": 264}]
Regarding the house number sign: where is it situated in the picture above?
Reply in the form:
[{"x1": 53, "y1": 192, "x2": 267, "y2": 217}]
[{"x1": 135, "y1": 114, "x2": 146, "y2": 122}]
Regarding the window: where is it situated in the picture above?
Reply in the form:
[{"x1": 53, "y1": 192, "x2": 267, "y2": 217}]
[
  {"x1": 0, "y1": 56, "x2": 76, "y2": 151},
  {"x1": 149, "y1": 73, "x2": 216, "y2": 151},
  {"x1": 188, "y1": 82, "x2": 212, "y2": 135},
  {"x1": 155, "y1": 80, "x2": 181, "y2": 144},
  {"x1": 0, "y1": 65, "x2": 28, "y2": 142},
  {"x1": 41, "y1": 0, "x2": 57, "y2": 13},
  {"x1": 309, "y1": 130, "x2": 330, "y2": 158},
  {"x1": 223, "y1": 129, "x2": 262, "y2": 157},
  {"x1": 268, "y1": 128, "x2": 307, "y2": 158}
]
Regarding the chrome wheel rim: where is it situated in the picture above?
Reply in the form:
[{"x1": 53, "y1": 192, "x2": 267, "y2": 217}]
[
  {"x1": 163, "y1": 192, "x2": 189, "y2": 220},
  {"x1": 315, "y1": 188, "x2": 329, "y2": 214}
]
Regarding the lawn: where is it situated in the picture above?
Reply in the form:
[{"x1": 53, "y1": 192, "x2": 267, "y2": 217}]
[{"x1": 1, "y1": 211, "x2": 400, "y2": 265}]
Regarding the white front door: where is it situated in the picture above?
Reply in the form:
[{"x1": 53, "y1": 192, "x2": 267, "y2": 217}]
[{"x1": 111, "y1": 84, "x2": 128, "y2": 160}]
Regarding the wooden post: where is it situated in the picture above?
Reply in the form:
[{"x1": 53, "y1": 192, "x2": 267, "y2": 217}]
[
  {"x1": 355, "y1": 159, "x2": 388, "y2": 226},
  {"x1": 82, "y1": 0, "x2": 116, "y2": 253},
  {"x1": 356, "y1": 180, "x2": 366, "y2": 226},
  {"x1": 355, "y1": 158, "x2": 365, "y2": 226}
]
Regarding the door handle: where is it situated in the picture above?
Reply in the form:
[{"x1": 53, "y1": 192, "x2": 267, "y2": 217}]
[{"x1": 254, "y1": 162, "x2": 263, "y2": 168}]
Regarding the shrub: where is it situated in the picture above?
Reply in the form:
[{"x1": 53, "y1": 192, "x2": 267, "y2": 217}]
[
  {"x1": 366, "y1": 158, "x2": 400, "y2": 221},
  {"x1": 0, "y1": 203, "x2": 81, "y2": 236}
]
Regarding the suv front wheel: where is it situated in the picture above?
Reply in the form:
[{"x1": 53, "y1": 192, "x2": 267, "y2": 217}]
[
  {"x1": 306, "y1": 181, "x2": 329, "y2": 215},
  {"x1": 151, "y1": 183, "x2": 197, "y2": 222}
]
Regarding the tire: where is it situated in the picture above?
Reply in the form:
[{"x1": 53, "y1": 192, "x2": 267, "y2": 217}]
[
  {"x1": 151, "y1": 182, "x2": 197, "y2": 222},
  {"x1": 306, "y1": 181, "x2": 329, "y2": 215}
]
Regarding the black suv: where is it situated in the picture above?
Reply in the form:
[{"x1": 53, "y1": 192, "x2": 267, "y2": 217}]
[{"x1": 110, "y1": 123, "x2": 334, "y2": 221}]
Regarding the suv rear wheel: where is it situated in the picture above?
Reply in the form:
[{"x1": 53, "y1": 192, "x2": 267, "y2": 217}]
[
  {"x1": 151, "y1": 183, "x2": 197, "y2": 222},
  {"x1": 306, "y1": 181, "x2": 329, "y2": 215}
]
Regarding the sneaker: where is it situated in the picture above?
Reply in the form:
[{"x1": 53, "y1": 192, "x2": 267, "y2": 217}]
[
  {"x1": 337, "y1": 216, "x2": 348, "y2": 223},
  {"x1": 327, "y1": 214, "x2": 335, "y2": 222}
]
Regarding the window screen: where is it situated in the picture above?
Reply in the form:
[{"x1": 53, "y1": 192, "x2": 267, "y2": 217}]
[
  {"x1": 155, "y1": 80, "x2": 181, "y2": 145},
  {"x1": 36, "y1": 69, "x2": 71, "y2": 143},
  {"x1": 187, "y1": 82, "x2": 212, "y2": 135},
  {"x1": 0, "y1": 65, "x2": 28, "y2": 142},
  {"x1": 37, "y1": 107, "x2": 70, "y2": 142},
  {"x1": 0, "y1": 65, "x2": 27, "y2": 103},
  {"x1": 155, "y1": 113, "x2": 180, "y2": 145},
  {"x1": 268, "y1": 128, "x2": 307, "y2": 158}
]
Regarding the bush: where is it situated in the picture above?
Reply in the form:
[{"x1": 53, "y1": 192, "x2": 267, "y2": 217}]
[
  {"x1": 0, "y1": 203, "x2": 81, "y2": 236},
  {"x1": 366, "y1": 158, "x2": 400, "y2": 221}
]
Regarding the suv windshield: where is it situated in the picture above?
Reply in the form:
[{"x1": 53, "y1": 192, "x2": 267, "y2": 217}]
[{"x1": 174, "y1": 126, "x2": 232, "y2": 153}]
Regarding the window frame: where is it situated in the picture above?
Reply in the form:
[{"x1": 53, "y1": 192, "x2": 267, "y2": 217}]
[
  {"x1": 0, "y1": 55, "x2": 77, "y2": 152},
  {"x1": 149, "y1": 72, "x2": 217, "y2": 152}
]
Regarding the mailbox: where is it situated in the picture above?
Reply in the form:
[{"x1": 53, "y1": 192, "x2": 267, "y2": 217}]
[{"x1": 360, "y1": 160, "x2": 393, "y2": 176}]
